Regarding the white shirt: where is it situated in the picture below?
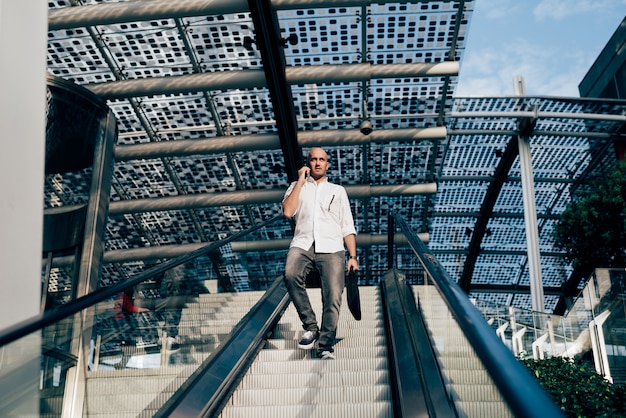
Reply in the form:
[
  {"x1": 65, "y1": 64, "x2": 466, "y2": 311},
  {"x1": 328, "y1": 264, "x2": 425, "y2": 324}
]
[{"x1": 283, "y1": 177, "x2": 357, "y2": 253}]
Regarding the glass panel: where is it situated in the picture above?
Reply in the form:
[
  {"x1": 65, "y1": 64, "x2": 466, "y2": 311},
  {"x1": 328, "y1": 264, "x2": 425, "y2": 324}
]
[
  {"x1": 2, "y1": 215, "x2": 292, "y2": 416},
  {"x1": 597, "y1": 269, "x2": 626, "y2": 382},
  {"x1": 0, "y1": 331, "x2": 43, "y2": 415},
  {"x1": 466, "y1": 268, "x2": 626, "y2": 368}
]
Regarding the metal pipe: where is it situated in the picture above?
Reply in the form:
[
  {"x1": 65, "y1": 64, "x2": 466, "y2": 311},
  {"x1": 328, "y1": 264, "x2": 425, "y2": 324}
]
[
  {"x1": 49, "y1": 0, "x2": 250, "y2": 30},
  {"x1": 113, "y1": 127, "x2": 446, "y2": 161},
  {"x1": 87, "y1": 71, "x2": 266, "y2": 100},
  {"x1": 448, "y1": 129, "x2": 615, "y2": 139},
  {"x1": 451, "y1": 110, "x2": 626, "y2": 123},
  {"x1": 287, "y1": 62, "x2": 458, "y2": 85},
  {"x1": 515, "y1": 77, "x2": 545, "y2": 313},
  {"x1": 49, "y1": 0, "x2": 438, "y2": 30},
  {"x1": 104, "y1": 182, "x2": 436, "y2": 214},
  {"x1": 46, "y1": 232, "x2": 428, "y2": 266},
  {"x1": 87, "y1": 63, "x2": 459, "y2": 100}
]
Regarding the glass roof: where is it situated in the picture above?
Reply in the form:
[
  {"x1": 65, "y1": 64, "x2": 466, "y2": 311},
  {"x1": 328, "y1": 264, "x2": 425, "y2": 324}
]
[{"x1": 45, "y1": 0, "x2": 626, "y2": 313}]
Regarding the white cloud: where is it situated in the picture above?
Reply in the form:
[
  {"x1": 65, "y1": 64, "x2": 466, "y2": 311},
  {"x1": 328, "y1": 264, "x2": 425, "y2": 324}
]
[
  {"x1": 456, "y1": 35, "x2": 593, "y2": 97},
  {"x1": 480, "y1": 0, "x2": 524, "y2": 20},
  {"x1": 456, "y1": 0, "x2": 624, "y2": 97},
  {"x1": 534, "y1": 0, "x2": 626, "y2": 21}
]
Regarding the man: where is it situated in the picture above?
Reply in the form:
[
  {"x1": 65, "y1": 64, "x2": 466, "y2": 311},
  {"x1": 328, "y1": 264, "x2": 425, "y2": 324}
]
[{"x1": 282, "y1": 147, "x2": 358, "y2": 360}]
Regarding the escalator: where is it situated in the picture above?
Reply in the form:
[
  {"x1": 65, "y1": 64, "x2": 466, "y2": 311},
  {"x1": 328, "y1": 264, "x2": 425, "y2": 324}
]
[
  {"x1": 84, "y1": 290, "x2": 268, "y2": 417},
  {"x1": 0, "y1": 214, "x2": 564, "y2": 417},
  {"x1": 218, "y1": 286, "x2": 392, "y2": 417}
]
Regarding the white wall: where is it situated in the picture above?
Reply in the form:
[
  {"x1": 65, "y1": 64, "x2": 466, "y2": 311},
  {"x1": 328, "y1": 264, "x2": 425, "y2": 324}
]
[{"x1": 0, "y1": 0, "x2": 47, "y2": 330}]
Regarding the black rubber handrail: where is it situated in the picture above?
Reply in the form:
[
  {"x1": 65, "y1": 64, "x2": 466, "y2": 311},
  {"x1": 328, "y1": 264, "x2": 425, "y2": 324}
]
[
  {"x1": 0, "y1": 214, "x2": 285, "y2": 348},
  {"x1": 390, "y1": 213, "x2": 565, "y2": 418},
  {"x1": 154, "y1": 276, "x2": 290, "y2": 417},
  {"x1": 381, "y1": 268, "x2": 457, "y2": 417}
]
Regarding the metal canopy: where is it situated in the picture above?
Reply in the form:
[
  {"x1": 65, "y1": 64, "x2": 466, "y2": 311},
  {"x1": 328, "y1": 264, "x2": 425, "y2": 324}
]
[{"x1": 45, "y1": 0, "x2": 626, "y2": 313}]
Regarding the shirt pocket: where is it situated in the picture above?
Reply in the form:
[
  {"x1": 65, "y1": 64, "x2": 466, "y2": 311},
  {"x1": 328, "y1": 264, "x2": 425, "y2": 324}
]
[{"x1": 321, "y1": 194, "x2": 340, "y2": 219}]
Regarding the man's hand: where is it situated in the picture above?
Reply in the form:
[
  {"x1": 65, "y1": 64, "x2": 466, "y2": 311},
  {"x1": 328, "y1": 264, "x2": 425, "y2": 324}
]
[
  {"x1": 298, "y1": 165, "x2": 310, "y2": 181},
  {"x1": 347, "y1": 258, "x2": 359, "y2": 272}
]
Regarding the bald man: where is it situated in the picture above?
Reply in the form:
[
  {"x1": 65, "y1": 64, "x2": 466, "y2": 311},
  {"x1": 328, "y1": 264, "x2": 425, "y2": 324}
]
[{"x1": 282, "y1": 147, "x2": 358, "y2": 359}]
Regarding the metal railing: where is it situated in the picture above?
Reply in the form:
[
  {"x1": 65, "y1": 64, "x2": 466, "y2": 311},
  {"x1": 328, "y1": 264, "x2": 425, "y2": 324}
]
[
  {"x1": 0, "y1": 213, "x2": 290, "y2": 417},
  {"x1": 474, "y1": 268, "x2": 626, "y2": 384},
  {"x1": 388, "y1": 213, "x2": 565, "y2": 418}
]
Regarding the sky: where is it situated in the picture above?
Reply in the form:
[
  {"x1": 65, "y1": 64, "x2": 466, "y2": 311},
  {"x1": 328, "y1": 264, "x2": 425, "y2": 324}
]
[{"x1": 456, "y1": 0, "x2": 626, "y2": 97}]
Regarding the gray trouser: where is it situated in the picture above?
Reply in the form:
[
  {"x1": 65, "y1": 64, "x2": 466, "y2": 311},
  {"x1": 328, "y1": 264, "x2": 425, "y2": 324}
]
[{"x1": 283, "y1": 246, "x2": 345, "y2": 352}]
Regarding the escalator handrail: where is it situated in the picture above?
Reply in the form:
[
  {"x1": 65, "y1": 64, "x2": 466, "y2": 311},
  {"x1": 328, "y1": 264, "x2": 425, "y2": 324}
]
[
  {"x1": 154, "y1": 276, "x2": 290, "y2": 417},
  {"x1": 0, "y1": 213, "x2": 286, "y2": 348},
  {"x1": 381, "y1": 268, "x2": 458, "y2": 417},
  {"x1": 392, "y1": 213, "x2": 565, "y2": 418}
]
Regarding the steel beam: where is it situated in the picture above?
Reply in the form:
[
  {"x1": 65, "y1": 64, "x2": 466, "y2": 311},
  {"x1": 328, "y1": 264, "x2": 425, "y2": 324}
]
[
  {"x1": 450, "y1": 110, "x2": 626, "y2": 123},
  {"x1": 49, "y1": 0, "x2": 250, "y2": 30},
  {"x1": 248, "y1": 0, "x2": 300, "y2": 181},
  {"x1": 46, "y1": 232, "x2": 429, "y2": 267},
  {"x1": 459, "y1": 137, "x2": 518, "y2": 292},
  {"x1": 49, "y1": 0, "x2": 442, "y2": 31},
  {"x1": 113, "y1": 127, "x2": 446, "y2": 161},
  {"x1": 101, "y1": 182, "x2": 437, "y2": 215},
  {"x1": 86, "y1": 63, "x2": 459, "y2": 100}
]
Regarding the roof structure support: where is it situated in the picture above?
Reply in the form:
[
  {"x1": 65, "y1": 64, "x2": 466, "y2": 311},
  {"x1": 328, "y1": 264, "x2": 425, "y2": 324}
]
[
  {"x1": 48, "y1": 0, "x2": 249, "y2": 30},
  {"x1": 248, "y1": 0, "x2": 300, "y2": 182},
  {"x1": 553, "y1": 265, "x2": 593, "y2": 315},
  {"x1": 86, "y1": 63, "x2": 458, "y2": 100},
  {"x1": 47, "y1": 232, "x2": 429, "y2": 267},
  {"x1": 48, "y1": 0, "x2": 442, "y2": 31},
  {"x1": 518, "y1": 132, "x2": 545, "y2": 313},
  {"x1": 469, "y1": 284, "x2": 565, "y2": 297},
  {"x1": 41, "y1": 233, "x2": 579, "y2": 268},
  {"x1": 113, "y1": 127, "x2": 446, "y2": 161},
  {"x1": 451, "y1": 110, "x2": 626, "y2": 124},
  {"x1": 459, "y1": 136, "x2": 519, "y2": 292},
  {"x1": 515, "y1": 77, "x2": 545, "y2": 313},
  {"x1": 101, "y1": 182, "x2": 437, "y2": 215}
]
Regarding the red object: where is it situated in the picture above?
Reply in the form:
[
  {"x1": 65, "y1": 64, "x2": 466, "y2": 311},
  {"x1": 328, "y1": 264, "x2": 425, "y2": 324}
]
[{"x1": 114, "y1": 292, "x2": 148, "y2": 318}]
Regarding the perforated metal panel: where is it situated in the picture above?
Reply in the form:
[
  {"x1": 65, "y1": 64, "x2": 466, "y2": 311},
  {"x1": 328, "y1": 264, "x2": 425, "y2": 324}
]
[{"x1": 43, "y1": 0, "x2": 626, "y2": 313}]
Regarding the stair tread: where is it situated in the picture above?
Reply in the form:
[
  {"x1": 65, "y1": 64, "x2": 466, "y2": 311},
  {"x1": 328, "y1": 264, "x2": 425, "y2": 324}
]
[
  {"x1": 230, "y1": 384, "x2": 392, "y2": 405},
  {"x1": 239, "y1": 370, "x2": 390, "y2": 389},
  {"x1": 218, "y1": 401, "x2": 394, "y2": 418}
]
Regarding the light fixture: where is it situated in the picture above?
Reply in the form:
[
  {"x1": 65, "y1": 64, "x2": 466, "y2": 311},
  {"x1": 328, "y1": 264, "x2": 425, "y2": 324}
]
[
  {"x1": 243, "y1": 36, "x2": 255, "y2": 51},
  {"x1": 360, "y1": 119, "x2": 372, "y2": 135},
  {"x1": 281, "y1": 33, "x2": 298, "y2": 47}
]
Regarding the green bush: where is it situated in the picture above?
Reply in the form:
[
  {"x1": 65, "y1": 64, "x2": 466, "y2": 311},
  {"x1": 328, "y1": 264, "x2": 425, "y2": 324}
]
[
  {"x1": 553, "y1": 160, "x2": 626, "y2": 271},
  {"x1": 521, "y1": 356, "x2": 626, "y2": 417}
]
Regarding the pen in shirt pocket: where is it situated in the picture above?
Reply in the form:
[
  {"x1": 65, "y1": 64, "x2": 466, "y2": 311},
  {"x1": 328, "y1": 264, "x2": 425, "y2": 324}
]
[{"x1": 328, "y1": 194, "x2": 335, "y2": 210}]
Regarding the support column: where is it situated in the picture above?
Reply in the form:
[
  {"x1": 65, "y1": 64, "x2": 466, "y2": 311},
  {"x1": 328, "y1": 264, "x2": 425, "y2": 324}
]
[
  {"x1": 514, "y1": 77, "x2": 545, "y2": 313},
  {"x1": 0, "y1": 0, "x2": 47, "y2": 329},
  {"x1": 0, "y1": 1, "x2": 47, "y2": 416}
]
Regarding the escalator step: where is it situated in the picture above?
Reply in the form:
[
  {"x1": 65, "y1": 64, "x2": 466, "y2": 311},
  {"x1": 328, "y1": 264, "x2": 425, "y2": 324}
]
[
  {"x1": 230, "y1": 384, "x2": 392, "y2": 406},
  {"x1": 248, "y1": 356, "x2": 389, "y2": 375},
  {"x1": 255, "y1": 345, "x2": 386, "y2": 361},
  {"x1": 219, "y1": 401, "x2": 394, "y2": 418},
  {"x1": 238, "y1": 370, "x2": 390, "y2": 389}
]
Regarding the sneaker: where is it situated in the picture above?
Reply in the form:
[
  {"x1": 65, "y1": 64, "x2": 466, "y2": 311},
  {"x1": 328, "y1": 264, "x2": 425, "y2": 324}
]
[
  {"x1": 297, "y1": 330, "x2": 319, "y2": 350},
  {"x1": 166, "y1": 336, "x2": 180, "y2": 352},
  {"x1": 318, "y1": 350, "x2": 335, "y2": 360}
]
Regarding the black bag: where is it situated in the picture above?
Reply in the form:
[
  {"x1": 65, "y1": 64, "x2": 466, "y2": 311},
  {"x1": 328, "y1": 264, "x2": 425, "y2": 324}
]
[
  {"x1": 305, "y1": 269, "x2": 321, "y2": 288},
  {"x1": 346, "y1": 269, "x2": 361, "y2": 321}
]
